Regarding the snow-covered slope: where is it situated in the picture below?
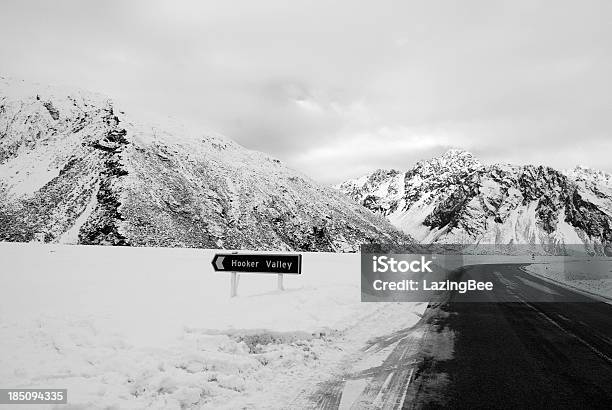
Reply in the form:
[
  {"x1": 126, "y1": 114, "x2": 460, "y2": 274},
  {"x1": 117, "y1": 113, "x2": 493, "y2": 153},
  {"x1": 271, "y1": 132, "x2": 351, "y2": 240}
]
[
  {"x1": 0, "y1": 77, "x2": 409, "y2": 251},
  {"x1": 337, "y1": 149, "x2": 612, "y2": 252}
]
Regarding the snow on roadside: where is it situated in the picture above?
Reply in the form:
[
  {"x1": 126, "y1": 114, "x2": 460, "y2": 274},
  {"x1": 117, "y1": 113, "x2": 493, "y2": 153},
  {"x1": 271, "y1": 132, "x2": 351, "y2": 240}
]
[
  {"x1": 0, "y1": 243, "x2": 425, "y2": 409},
  {"x1": 524, "y1": 258, "x2": 612, "y2": 300},
  {"x1": 0, "y1": 316, "x2": 332, "y2": 409}
]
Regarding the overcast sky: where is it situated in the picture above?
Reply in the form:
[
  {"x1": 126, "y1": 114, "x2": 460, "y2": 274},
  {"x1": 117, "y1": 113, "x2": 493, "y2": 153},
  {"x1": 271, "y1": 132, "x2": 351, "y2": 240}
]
[{"x1": 0, "y1": 0, "x2": 610, "y2": 183}]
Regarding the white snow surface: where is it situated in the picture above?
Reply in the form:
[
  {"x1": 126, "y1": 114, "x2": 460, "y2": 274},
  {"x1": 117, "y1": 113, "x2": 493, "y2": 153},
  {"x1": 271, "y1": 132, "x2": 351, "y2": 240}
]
[
  {"x1": 0, "y1": 243, "x2": 425, "y2": 409},
  {"x1": 524, "y1": 258, "x2": 612, "y2": 301}
]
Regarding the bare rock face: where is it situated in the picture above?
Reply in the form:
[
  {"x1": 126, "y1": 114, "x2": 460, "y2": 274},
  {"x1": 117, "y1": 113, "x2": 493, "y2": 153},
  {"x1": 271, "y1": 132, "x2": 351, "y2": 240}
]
[
  {"x1": 337, "y1": 149, "x2": 612, "y2": 252},
  {"x1": 0, "y1": 77, "x2": 410, "y2": 251}
]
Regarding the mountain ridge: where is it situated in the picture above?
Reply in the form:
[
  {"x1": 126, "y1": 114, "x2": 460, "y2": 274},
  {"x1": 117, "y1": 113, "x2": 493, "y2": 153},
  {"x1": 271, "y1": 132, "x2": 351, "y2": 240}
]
[
  {"x1": 337, "y1": 149, "x2": 612, "y2": 252},
  {"x1": 0, "y1": 77, "x2": 410, "y2": 251}
]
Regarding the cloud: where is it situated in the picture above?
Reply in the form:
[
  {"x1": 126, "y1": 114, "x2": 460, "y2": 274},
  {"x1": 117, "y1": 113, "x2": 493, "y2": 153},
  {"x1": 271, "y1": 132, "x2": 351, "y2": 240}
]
[
  {"x1": 289, "y1": 128, "x2": 458, "y2": 183},
  {"x1": 0, "y1": 0, "x2": 610, "y2": 183}
]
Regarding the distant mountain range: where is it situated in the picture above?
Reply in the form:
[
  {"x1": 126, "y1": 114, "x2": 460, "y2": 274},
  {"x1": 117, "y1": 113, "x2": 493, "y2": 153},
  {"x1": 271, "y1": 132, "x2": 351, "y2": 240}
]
[
  {"x1": 0, "y1": 77, "x2": 409, "y2": 251},
  {"x1": 337, "y1": 149, "x2": 612, "y2": 253}
]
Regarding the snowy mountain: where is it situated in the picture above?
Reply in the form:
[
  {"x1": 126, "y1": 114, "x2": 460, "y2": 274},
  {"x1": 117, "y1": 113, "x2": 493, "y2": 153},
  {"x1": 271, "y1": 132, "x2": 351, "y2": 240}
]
[
  {"x1": 0, "y1": 77, "x2": 410, "y2": 251},
  {"x1": 337, "y1": 149, "x2": 612, "y2": 252}
]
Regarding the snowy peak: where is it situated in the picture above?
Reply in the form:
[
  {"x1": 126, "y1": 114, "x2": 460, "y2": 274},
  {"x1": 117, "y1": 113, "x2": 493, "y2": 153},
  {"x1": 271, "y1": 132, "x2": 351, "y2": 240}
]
[
  {"x1": 338, "y1": 151, "x2": 612, "y2": 250},
  {"x1": 0, "y1": 76, "x2": 112, "y2": 142},
  {"x1": 427, "y1": 148, "x2": 480, "y2": 166},
  {"x1": 412, "y1": 149, "x2": 481, "y2": 176},
  {"x1": 0, "y1": 78, "x2": 120, "y2": 200}
]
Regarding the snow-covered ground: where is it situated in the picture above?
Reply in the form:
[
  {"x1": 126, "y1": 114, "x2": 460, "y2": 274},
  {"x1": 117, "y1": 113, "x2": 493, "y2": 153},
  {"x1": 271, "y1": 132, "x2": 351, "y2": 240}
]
[
  {"x1": 0, "y1": 243, "x2": 425, "y2": 409},
  {"x1": 524, "y1": 258, "x2": 612, "y2": 301}
]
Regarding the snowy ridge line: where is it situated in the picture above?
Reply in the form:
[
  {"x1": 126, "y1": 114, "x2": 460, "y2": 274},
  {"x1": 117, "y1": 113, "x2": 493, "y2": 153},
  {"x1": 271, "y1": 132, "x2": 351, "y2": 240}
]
[{"x1": 337, "y1": 149, "x2": 612, "y2": 249}]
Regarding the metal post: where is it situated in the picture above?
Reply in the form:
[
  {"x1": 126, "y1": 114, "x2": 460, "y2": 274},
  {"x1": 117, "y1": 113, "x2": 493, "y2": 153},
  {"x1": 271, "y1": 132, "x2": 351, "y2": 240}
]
[
  {"x1": 230, "y1": 251, "x2": 239, "y2": 297},
  {"x1": 277, "y1": 274, "x2": 284, "y2": 291},
  {"x1": 231, "y1": 272, "x2": 238, "y2": 297}
]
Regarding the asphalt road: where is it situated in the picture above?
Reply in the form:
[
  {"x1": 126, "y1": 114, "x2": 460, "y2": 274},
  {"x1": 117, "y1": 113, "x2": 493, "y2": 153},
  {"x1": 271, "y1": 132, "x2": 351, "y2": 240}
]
[
  {"x1": 406, "y1": 264, "x2": 612, "y2": 409},
  {"x1": 305, "y1": 263, "x2": 612, "y2": 409}
]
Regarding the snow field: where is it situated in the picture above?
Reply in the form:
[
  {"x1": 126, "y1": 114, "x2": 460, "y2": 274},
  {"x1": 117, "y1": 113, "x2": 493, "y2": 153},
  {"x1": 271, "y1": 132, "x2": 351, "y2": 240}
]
[{"x1": 0, "y1": 243, "x2": 423, "y2": 409}]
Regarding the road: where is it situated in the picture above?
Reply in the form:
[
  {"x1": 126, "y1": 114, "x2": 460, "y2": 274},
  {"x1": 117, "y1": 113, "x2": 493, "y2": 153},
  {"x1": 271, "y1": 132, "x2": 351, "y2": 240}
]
[{"x1": 304, "y1": 264, "x2": 612, "y2": 409}]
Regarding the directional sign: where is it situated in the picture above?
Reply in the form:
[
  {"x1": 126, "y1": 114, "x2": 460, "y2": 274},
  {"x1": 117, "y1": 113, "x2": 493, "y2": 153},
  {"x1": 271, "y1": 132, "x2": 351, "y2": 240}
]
[{"x1": 212, "y1": 253, "x2": 302, "y2": 274}]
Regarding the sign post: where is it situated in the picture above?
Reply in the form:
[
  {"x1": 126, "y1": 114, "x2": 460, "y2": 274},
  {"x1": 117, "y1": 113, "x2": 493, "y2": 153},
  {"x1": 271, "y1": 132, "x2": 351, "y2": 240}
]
[
  {"x1": 230, "y1": 272, "x2": 236, "y2": 297},
  {"x1": 212, "y1": 253, "x2": 302, "y2": 297}
]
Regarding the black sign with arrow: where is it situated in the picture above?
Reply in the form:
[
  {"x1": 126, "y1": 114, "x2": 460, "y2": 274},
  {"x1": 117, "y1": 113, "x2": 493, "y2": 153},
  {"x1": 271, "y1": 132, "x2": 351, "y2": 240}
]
[{"x1": 211, "y1": 253, "x2": 302, "y2": 274}]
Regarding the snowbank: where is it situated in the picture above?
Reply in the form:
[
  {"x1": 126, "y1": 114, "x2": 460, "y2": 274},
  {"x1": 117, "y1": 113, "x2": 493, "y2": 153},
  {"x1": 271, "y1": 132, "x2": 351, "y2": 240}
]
[{"x1": 524, "y1": 258, "x2": 612, "y2": 301}]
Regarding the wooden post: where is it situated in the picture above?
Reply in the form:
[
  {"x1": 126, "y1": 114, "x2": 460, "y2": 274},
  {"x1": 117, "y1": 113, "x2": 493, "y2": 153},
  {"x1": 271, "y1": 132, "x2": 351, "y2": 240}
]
[{"x1": 277, "y1": 274, "x2": 284, "y2": 291}]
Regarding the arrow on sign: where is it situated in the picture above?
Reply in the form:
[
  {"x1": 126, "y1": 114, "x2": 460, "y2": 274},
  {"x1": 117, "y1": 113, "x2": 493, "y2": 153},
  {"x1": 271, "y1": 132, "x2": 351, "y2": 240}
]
[{"x1": 215, "y1": 256, "x2": 225, "y2": 270}]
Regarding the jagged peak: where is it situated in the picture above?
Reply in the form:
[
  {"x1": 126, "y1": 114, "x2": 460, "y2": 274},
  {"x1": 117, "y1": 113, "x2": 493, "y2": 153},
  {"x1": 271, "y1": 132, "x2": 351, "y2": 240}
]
[
  {"x1": 412, "y1": 148, "x2": 482, "y2": 174},
  {"x1": 339, "y1": 149, "x2": 483, "y2": 188},
  {"x1": 440, "y1": 148, "x2": 474, "y2": 158},
  {"x1": 369, "y1": 168, "x2": 401, "y2": 179}
]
